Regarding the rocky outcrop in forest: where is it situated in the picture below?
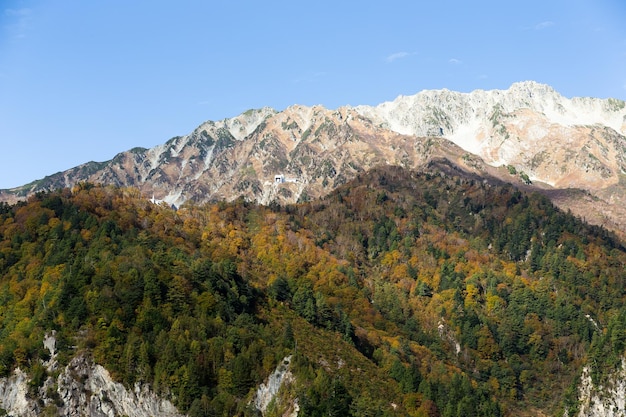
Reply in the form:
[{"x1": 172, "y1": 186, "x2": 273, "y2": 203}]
[
  {"x1": 0, "y1": 333, "x2": 182, "y2": 417},
  {"x1": 576, "y1": 360, "x2": 626, "y2": 417}
]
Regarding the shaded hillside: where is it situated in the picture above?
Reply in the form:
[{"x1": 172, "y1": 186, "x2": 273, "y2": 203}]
[{"x1": 0, "y1": 166, "x2": 625, "y2": 416}]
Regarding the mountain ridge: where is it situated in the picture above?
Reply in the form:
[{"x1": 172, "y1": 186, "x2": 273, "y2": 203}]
[{"x1": 2, "y1": 81, "x2": 626, "y2": 237}]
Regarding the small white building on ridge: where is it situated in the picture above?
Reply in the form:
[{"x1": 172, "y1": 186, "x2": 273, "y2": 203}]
[{"x1": 274, "y1": 174, "x2": 298, "y2": 184}]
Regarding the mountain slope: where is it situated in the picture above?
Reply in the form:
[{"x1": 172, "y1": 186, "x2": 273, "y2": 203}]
[
  {"x1": 1, "y1": 167, "x2": 625, "y2": 416},
  {"x1": 2, "y1": 81, "x2": 626, "y2": 238}
]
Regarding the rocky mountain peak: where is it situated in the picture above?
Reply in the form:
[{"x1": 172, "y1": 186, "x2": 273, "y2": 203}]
[
  {"x1": 355, "y1": 81, "x2": 625, "y2": 142},
  {"x1": 1, "y1": 82, "x2": 626, "y2": 237}
]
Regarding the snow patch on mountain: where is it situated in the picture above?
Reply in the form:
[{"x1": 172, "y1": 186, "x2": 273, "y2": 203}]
[
  {"x1": 285, "y1": 104, "x2": 318, "y2": 134},
  {"x1": 195, "y1": 145, "x2": 215, "y2": 180},
  {"x1": 163, "y1": 188, "x2": 185, "y2": 208},
  {"x1": 220, "y1": 106, "x2": 277, "y2": 141},
  {"x1": 146, "y1": 144, "x2": 168, "y2": 172},
  {"x1": 354, "y1": 81, "x2": 626, "y2": 165}
]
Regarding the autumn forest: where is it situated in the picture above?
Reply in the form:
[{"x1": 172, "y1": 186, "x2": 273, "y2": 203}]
[{"x1": 0, "y1": 166, "x2": 625, "y2": 416}]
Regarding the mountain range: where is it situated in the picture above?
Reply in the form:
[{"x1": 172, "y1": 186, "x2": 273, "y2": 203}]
[
  {"x1": 3, "y1": 81, "x2": 626, "y2": 238},
  {"x1": 2, "y1": 82, "x2": 626, "y2": 416}
]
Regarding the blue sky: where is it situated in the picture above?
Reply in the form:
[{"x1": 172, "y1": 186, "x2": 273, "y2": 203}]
[{"x1": 1, "y1": 0, "x2": 625, "y2": 189}]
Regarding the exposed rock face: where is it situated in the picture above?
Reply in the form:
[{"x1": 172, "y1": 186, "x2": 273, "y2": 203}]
[
  {"x1": 356, "y1": 82, "x2": 626, "y2": 237},
  {"x1": 1, "y1": 81, "x2": 626, "y2": 237},
  {"x1": 252, "y1": 356, "x2": 298, "y2": 417},
  {"x1": 0, "y1": 369, "x2": 37, "y2": 416},
  {"x1": 576, "y1": 360, "x2": 626, "y2": 417},
  {"x1": 0, "y1": 354, "x2": 183, "y2": 417}
]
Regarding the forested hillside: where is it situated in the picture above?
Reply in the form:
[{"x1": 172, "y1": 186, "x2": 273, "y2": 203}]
[{"x1": 0, "y1": 166, "x2": 625, "y2": 416}]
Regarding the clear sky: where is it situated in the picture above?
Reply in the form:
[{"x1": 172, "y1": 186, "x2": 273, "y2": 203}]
[{"x1": 1, "y1": 0, "x2": 625, "y2": 189}]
